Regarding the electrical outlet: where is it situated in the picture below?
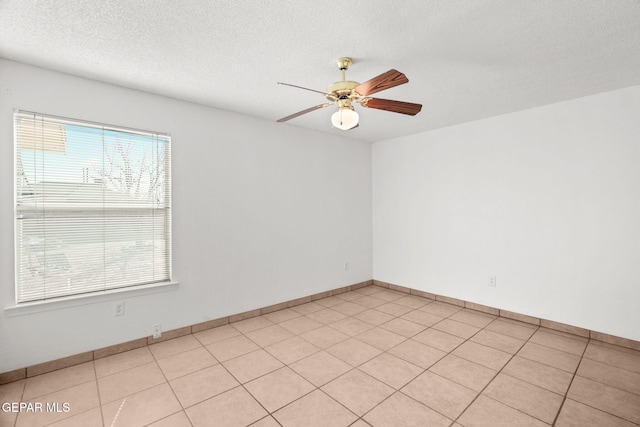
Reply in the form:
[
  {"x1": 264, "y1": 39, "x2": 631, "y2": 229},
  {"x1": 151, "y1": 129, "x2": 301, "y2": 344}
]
[
  {"x1": 152, "y1": 324, "x2": 162, "y2": 339},
  {"x1": 489, "y1": 274, "x2": 497, "y2": 287},
  {"x1": 113, "y1": 302, "x2": 125, "y2": 316},
  {"x1": 344, "y1": 262, "x2": 349, "y2": 271}
]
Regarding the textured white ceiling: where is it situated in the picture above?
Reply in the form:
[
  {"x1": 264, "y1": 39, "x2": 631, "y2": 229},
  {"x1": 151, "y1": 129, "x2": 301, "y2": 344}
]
[{"x1": 1, "y1": 1, "x2": 639, "y2": 142}]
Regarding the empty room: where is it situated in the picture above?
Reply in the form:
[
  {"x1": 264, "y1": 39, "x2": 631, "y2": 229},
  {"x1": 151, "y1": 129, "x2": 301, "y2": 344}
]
[{"x1": 1, "y1": 1, "x2": 639, "y2": 426}]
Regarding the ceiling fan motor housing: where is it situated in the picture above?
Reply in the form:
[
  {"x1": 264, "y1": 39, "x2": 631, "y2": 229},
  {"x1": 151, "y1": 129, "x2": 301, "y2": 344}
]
[{"x1": 326, "y1": 80, "x2": 360, "y2": 100}]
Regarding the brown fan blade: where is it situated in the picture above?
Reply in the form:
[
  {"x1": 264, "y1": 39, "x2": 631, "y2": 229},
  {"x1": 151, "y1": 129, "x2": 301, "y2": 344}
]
[
  {"x1": 277, "y1": 82, "x2": 334, "y2": 98},
  {"x1": 354, "y1": 69, "x2": 409, "y2": 96},
  {"x1": 277, "y1": 103, "x2": 334, "y2": 122},
  {"x1": 360, "y1": 98, "x2": 422, "y2": 116}
]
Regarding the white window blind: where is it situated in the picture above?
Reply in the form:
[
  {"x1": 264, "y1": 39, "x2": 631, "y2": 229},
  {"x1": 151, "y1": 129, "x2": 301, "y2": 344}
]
[{"x1": 14, "y1": 111, "x2": 171, "y2": 303}]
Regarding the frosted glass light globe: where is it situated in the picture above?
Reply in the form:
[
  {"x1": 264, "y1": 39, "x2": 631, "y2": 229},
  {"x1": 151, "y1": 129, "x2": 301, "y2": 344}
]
[{"x1": 331, "y1": 108, "x2": 359, "y2": 130}]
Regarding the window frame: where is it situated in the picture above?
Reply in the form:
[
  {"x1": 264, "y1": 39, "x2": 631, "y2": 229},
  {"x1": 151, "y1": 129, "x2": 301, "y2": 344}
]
[{"x1": 13, "y1": 110, "x2": 173, "y2": 304}]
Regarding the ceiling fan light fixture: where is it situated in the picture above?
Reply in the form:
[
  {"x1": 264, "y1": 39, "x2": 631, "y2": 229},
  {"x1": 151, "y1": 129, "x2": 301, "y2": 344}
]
[{"x1": 331, "y1": 107, "x2": 359, "y2": 130}]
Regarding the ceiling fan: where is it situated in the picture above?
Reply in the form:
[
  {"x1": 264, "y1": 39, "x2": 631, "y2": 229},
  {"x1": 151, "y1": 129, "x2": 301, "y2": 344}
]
[{"x1": 277, "y1": 57, "x2": 422, "y2": 130}]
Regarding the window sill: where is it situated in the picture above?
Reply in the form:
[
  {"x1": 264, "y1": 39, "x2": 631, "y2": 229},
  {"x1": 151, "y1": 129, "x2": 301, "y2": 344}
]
[{"x1": 4, "y1": 281, "x2": 179, "y2": 317}]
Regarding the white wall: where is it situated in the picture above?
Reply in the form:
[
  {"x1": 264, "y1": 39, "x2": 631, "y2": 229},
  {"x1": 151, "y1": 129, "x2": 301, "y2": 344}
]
[
  {"x1": 373, "y1": 85, "x2": 640, "y2": 341},
  {"x1": 0, "y1": 60, "x2": 373, "y2": 372}
]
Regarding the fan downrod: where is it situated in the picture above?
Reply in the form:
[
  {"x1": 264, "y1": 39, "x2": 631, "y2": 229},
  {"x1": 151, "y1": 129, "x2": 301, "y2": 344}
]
[{"x1": 327, "y1": 57, "x2": 359, "y2": 98}]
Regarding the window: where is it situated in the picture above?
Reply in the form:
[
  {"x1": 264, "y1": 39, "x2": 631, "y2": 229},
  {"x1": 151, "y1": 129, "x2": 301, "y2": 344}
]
[{"x1": 14, "y1": 111, "x2": 171, "y2": 303}]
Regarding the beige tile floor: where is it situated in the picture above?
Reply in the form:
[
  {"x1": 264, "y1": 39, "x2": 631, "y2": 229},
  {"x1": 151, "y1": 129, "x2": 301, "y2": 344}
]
[{"x1": 2, "y1": 285, "x2": 640, "y2": 427}]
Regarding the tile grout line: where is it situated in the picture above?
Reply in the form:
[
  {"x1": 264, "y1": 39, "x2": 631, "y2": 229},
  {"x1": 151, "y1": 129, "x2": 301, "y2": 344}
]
[
  {"x1": 552, "y1": 341, "x2": 640, "y2": 425},
  {"x1": 184, "y1": 334, "x2": 275, "y2": 423},
  {"x1": 10, "y1": 377, "x2": 26, "y2": 427},
  {"x1": 319, "y1": 289, "x2": 418, "y2": 424},
  {"x1": 449, "y1": 321, "x2": 543, "y2": 426},
  {"x1": 188, "y1": 298, "x2": 337, "y2": 424},
  {"x1": 263, "y1": 288, "x2": 415, "y2": 425},
  {"x1": 94, "y1": 362, "x2": 107, "y2": 427},
  {"x1": 341, "y1": 294, "x2": 464, "y2": 424},
  {"x1": 578, "y1": 345, "x2": 640, "y2": 387},
  {"x1": 147, "y1": 345, "x2": 195, "y2": 427},
  {"x1": 199, "y1": 318, "x2": 336, "y2": 427},
  {"x1": 262, "y1": 290, "x2": 390, "y2": 424},
  {"x1": 247, "y1": 414, "x2": 283, "y2": 426},
  {"x1": 551, "y1": 339, "x2": 590, "y2": 426},
  {"x1": 457, "y1": 323, "x2": 611, "y2": 425},
  {"x1": 424, "y1": 316, "x2": 529, "y2": 422},
  {"x1": 278, "y1": 290, "x2": 418, "y2": 424}
]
